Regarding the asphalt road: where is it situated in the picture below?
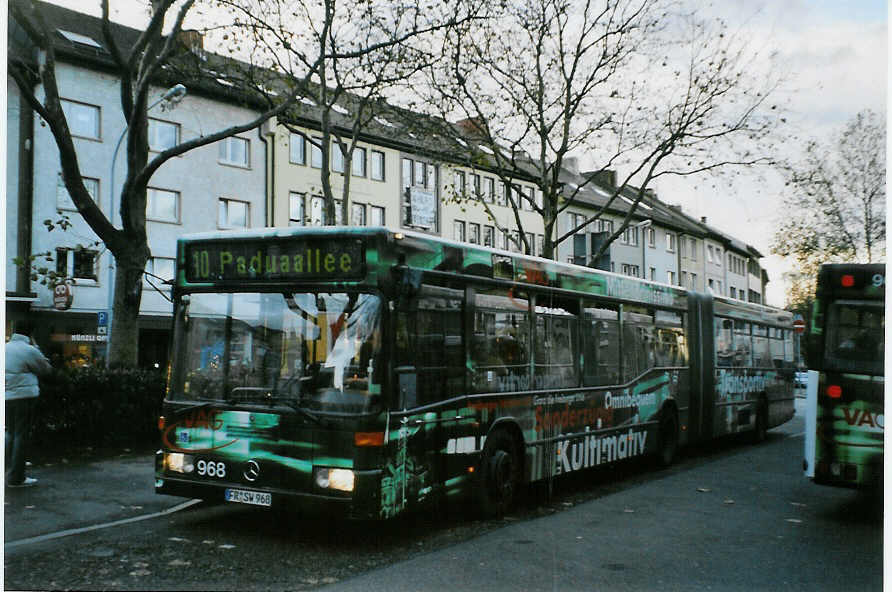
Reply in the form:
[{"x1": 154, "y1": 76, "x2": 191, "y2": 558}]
[{"x1": 4, "y1": 398, "x2": 883, "y2": 591}]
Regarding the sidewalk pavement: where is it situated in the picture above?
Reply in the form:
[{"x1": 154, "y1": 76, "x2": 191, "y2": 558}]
[{"x1": 4, "y1": 450, "x2": 190, "y2": 546}]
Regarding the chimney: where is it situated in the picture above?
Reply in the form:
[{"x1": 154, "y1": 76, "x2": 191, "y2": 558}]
[
  {"x1": 563, "y1": 156, "x2": 579, "y2": 175},
  {"x1": 177, "y1": 29, "x2": 204, "y2": 52},
  {"x1": 455, "y1": 117, "x2": 486, "y2": 137},
  {"x1": 700, "y1": 216, "x2": 707, "y2": 224},
  {"x1": 668, "y1": 204, "x2": 682, "y2": 212}
]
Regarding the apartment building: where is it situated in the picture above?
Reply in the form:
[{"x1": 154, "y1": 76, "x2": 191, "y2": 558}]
[
  {"x1": 6, "y1": 2, "x2": 771, "y2": 368},
  {"x1": 7, "y1": 2, "x2": 267, "y2": 367}
]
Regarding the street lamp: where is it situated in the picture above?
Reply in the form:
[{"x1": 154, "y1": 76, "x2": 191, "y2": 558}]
[
  {"x1": 634, "y1": 219, "x2": 652, "y2": 280},
  {"x1": 105, "y1": 84, "x2": 187, "y2": 363}
]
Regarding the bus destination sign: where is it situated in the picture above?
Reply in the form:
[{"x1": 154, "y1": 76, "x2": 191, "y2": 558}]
[{"x1": 185, "y1": 238, "x2": 365, "y2": 282}]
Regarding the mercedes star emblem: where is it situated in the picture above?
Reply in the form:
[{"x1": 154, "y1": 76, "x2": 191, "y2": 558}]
[{"x1": 243, "y1": 459, "x2": 261, "y2": 482}]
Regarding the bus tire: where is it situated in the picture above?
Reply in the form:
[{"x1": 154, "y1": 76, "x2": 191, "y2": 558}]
[
  {"x1": 477, "y1": 429, "x2": 520, "y2": 518},
  {"x1": 751, "y1": 399, "x2": 768, "y2": 444},
  {"x1": 657, "y1": 410, "x2": 679, "y2": 467}
]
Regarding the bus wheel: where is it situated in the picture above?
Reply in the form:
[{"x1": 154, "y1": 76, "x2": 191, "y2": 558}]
[
  {"x1": 751, "y1": 401, "x2": 768, "y2": 444},
  {"x1": 478, "y1": 430, "x2": 520, "y2": 517},
  {"x1": 658, "y1": 411, "x2": 679, "y2": 467}
]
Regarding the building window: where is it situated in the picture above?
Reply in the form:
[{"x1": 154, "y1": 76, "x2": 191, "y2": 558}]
[
  {"x1": 622, "y1": 226, "x2": 639, "y2": 246},
  {"x1": 689, "y1": 272, "x2": 697, "y2": 288},
  {"x1": 667, "y1": 270, "x2": 676, "y2": 285},
  {"x1": 334, "y1": 199, "x2": 344, "y2": 225},
  {"x1": 537, "y1": 234, "x2": 545, "y2": 256},
  {"x1": 598, "y1": 219, "x2": 613, "y2": 234},
  {"x1": 469, "y1": 222, "x2": 480, "y2": 244},
  {"x1": 730, "y1": 287, "x2": 737, "y2": 299},
  {"x1": 497, "y1": 181, "x2": 508, "y2": 207},
  {"x1": 522, "y1": 186, "x2": 535, "y2": 211},
  {"x1": 484, "y1": 225, "x2": 495, "y2": 248},
  {"x1": 649, "y1": 267, "x2": 656, "y2": 280},
  {"x1": 289, "y1": 133, "x2": 306, "y2": 164},
  {"x1": 453, "y1": 170, "x2": 466, "y2": 197},
  {"x1": 331, "y1": 143, "x2": 345, "y2": 173},
  {"x1": 148, "y1": 118, "x2": 179, "y2": 151},
  {"x1": 370, "y1": 150, "x2": 385, "y2": 181},
  {"x1": 352, "y1": 147, "x2": 367, "y2": 177},
  {"x1": 289, "y1": 192, "x2": 305, "y2": 226},
  {"x1": 484, "y1": 177, "x2": 495, "y2": 203},
  {"x1": 311, "y1": 137, "x2": 323, "y2": 168},
  {"x1": 370, "y1": 205, "x2": 385, "y2": 226},
  {"x1": 621, "y1": 263, "x2": 640, "y2": 278},
  {"x1": 401, "y1": 157, "x2": 438, "y2": 231},
  {"x1": 500, "y1": 229, "x2": 509, "y2": 250},
  {"x1": 524, "y1": 232, "x2": 534, "y2": 255},
  {"x1": 471, "y1": 173, "x2": 481, "y2": 199},
  {"x1": 453, "y1": 220, "x2": 466, "y2": 242},
  {"x1": 61, "y1": 99, "x2": 100, "y2": 139},
  {"x1": 715, "y1": 249, "x2": 723, "y2": 267},
  {"x1": 218, "y1": 198, "x2": 249, "y2": 229},
  {"x1": 666, "y1": 232, "x2": 676, "y2": 252},
  {"x1": 147, "y1": 187, "x2": 180, "y2": 223},
  {"x1": 218, "y1": 136, "x2": 249, "y2": 167},
  {"x1": 56, "y1": 247, "x2": 98, "y2": 281},
  {"x1": 352, "y1": 202, "x2": 366, "y2": 226},
  {"x1": 57, "y1": 175, "x2": 99, "y2": 211},
  {"x1": 568, "y1": 212, "x2": 586, "y2": 234},
  {"x1": 310, "y1": 196, "x2": 324, "y2": 225},
  {"x1": 145, "y1": 256, "x2": 175, "y2": 284},
  {"x1": 689, "y1": 238, "x2": 698, "y2": 261},
  {"x1": 647, "y1": 227, "x2": 655, "y2": 248}
]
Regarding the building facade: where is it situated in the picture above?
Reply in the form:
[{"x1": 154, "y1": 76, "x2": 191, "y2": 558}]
[{"x1": 6, "y1": 2, "x2": 773, "y2": 369}]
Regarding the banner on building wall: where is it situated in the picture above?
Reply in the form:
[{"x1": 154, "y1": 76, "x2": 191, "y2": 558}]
[{"x1": 409, "y1": 188, "x2": 436, "y2": 229}]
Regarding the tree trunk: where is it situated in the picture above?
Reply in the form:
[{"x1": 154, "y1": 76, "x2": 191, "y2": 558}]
[{"x1": 107, "y1": 243, "x2": 150, "y2": 368}]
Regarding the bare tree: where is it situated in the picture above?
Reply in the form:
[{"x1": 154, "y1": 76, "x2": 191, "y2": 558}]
[
  {"x1": 412, "y1": 0, "x2": 783, "y2": 260},
  {"x1": 215, "y1": 0, "x2": 477, "y2": 225},
  {"x1": 773, "y1": 110, "x2": 886, "y2": 285},
  {"x1": 7, "y1": 0, "x2": 466, "y2": 366}
]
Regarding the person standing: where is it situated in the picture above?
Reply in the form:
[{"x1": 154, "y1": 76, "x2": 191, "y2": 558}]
[{"x1": 5, "y1": 324, "x2": 51, "y2": 487}]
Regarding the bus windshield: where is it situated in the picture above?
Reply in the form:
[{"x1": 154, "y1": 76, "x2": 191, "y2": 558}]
[
  {"x1": 173, "y1": 291, "x2": 383, "y2": 414},
  {"x1": 824, "y1": 300, "x2": 884, "y2": 373}
]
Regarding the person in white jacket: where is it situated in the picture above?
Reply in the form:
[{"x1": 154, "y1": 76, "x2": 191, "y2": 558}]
[{"x1": 5, "y1": 325, "x2": 51, "y2": 487}]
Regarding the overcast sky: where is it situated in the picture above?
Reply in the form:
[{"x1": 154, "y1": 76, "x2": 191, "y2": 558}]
[{"x1": 39, "y1": 0, "x2": 888, "y2": 307}]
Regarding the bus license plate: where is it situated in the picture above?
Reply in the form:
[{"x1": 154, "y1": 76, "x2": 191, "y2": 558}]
[{"x1": 224, "y1": 488, "x2": 272, "y2": 507}]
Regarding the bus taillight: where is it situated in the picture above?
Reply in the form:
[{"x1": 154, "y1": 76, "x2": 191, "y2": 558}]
[
  {"x1": 840, "y1": 274, "x2": 855, "y2": 287},
  {"x1": 354, "y1": 431, "x2": 385, "y2": 447},
  {"x1": 826, "y1": 385, "x2": 842, "y2": 399},
  {"x1": 158, "y1": 416, "x2": 166, "y2": 431}
]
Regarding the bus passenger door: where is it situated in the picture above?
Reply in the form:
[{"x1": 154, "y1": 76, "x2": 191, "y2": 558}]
[{"x1": 687, "y1": 292, "x2": 715, "y2": 442}]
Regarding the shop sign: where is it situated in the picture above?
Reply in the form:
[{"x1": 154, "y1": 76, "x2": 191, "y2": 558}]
[{"x1": 53, "y1": 283, "x2": 73, "y2": 310}]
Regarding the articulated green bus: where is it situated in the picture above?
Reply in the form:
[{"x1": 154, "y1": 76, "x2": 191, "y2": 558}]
[
  {"x1": 155, "y1": 227, "x2": 795, "y2": 518},
  {"x1": 805, "y1": 263, "x2": 884, "y2": 488}
]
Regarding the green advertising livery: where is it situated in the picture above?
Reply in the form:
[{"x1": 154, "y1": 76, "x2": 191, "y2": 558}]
[
  {"x1": 805, "y1": 263, "x2": 885, "y2": 488},
  {"x1": 155, "y1": 227, "x2": 796, "y2": 519}
]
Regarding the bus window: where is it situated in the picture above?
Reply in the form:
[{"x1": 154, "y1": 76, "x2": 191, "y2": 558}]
[
  {"x1": 770, "y1": 327, "x2": 785, "y2": 368},
  {"x1": 472, "y1": 289, "x2": 529, "y2": 393},
  {"x1": 623, "y1": 306, "x2": 655, "y2": 381},
  {"x1": 752, "y1": 324, "x2": 771, "y2": 368},
  {"x1": 394, "y1": 285, "x2": 464, "y2": 407},
  {"x1": 783, "y1": 329, "x2": 794, "y2": 364},
  {"x1": 582, "y1": 302, "x2": 620, "y2": 387},
  {"x1": 732, "y1": 320, "x2": 751, "y2": 367},
  {"x1": 534, "y1": 297, "x2": 578, "y2": 389},
  {"x1": 654, "y1": 309, "x2": 686, "y2": 367},
  {"x1": 827, "y1": 301, "x2": 884, "y2": 364},
  {"x1": 715, "y1": 317, "x2": 733, "y2": 367}
]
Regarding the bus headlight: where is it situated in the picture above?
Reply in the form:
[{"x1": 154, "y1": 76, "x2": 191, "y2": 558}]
[
  {"x1": 314, "y1": 467, "x2": 355, "y2": 492},
  {"x1": 165, "y1": 452, "x2": 195, "y2": 474}
]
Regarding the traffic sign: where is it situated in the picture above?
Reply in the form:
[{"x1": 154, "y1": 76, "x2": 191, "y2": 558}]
[
  {"x1": 793, "y1": 318, "x2": 806, "y2": 334},
  {"x1": 97, "y1": 311, "x2": 108, "y2": 326}
]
